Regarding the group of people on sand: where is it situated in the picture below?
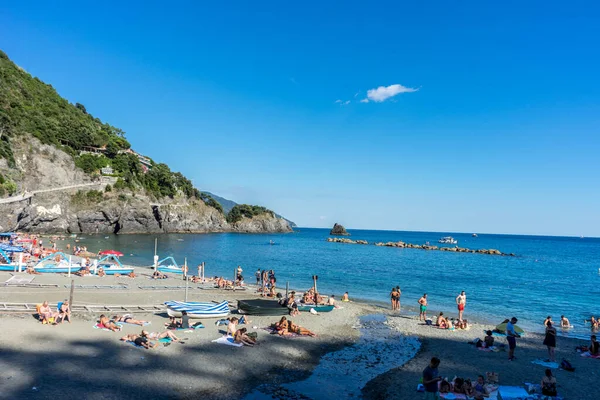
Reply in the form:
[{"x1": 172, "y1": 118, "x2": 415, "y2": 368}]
[
  {"x1": 272, "y1": 316, "x2": 316, "y2": 337},
  {"x1": 422, "y1": 357, "x2": 559, "y2": 399},
  {"x1": 256, "y1": 268, "x2": 277, "y2": 297},
  {"x1": 221, "y1": 316, "x2": 257, "y2": 346},
  {"x1": 435, "y1": 312, "x2": 469, "y2": 330},
  {"x1": 37, "y1": 300, "x2": 71, "y2": 324},
  {"x1": 120, "y1": 330, "x2": 183, "y2": 349}
]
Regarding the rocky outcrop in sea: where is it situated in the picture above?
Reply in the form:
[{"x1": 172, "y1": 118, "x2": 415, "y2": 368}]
[{"x1": 330, "y1": 223, "x2": 350, "y2": 236}]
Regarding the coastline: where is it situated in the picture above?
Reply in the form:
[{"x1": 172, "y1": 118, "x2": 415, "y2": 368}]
[{"x1": 0, "y1": 272, "x2": 596, "y2": 399}]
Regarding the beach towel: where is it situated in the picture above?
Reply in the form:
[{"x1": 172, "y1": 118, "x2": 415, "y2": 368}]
[
  {"x1": 93, "y1": 322, "x2": 123, "y2": 331},
  {"x1": 211, "y1": 336, "x2": 243, "y2": 347},
  {"x1": 497, "y1": 386, "x2": 529, "y2": 400},
  {"x1": 167, "y1": 323, "x2": 203, "y2": 331},
  {"x1": 580, "y1": 351, "x2": 600, "y2": 359},
  {"x1": 159, "y1": 338, "x2": 172, "y2": 343},
  {"x1": 440, "y1": 393, "x2": 467, "y2": 399},
  {"x1": 531, "y1": 359, "x2": 559, "y2": 369}
]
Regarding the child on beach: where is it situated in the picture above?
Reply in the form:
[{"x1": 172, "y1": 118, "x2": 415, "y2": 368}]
[{"x1": 341, "y1": 292, "x2": 349, "y2": 302}]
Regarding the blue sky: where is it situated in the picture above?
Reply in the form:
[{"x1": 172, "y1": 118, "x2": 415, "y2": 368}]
[{"x1": 1, "y1": 1, "x2": 599, "y2": 236}]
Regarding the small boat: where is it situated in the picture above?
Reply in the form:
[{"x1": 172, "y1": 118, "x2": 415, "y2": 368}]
[
  {"x1": 156, "y1": 256, "x2": 184, "y2": 274},
  {"x1": 96, "y1": 254, "x2": 134, "y2": 275},
  {"x1": 34, "y1": 252, "x2": 77, "y2": 273},
  {"x1": 438, "y1": 236, "x2": 458, "y2": 244},
  {"x1": 165, "y1": 300, "x2": 230, "y2": 319},
  {"x1": 237, "y1": 299, "x2": 287, "y2": 316},
  {"x1": 0, "y1": 248, "x2": 23, "y2": 271},
  {"x1": 472, "y1": 234, "x2": 478, "y2": 237},
  {"x1": 296, "y1": 304, "x2": 335, "y2": 312}
]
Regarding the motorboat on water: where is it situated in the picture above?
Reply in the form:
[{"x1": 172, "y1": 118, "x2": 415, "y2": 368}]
[
  {"x1": 165, "y1": 300, "x2": 230, "y2": 319},
  {"x1": 96, "y1": 254, "x2": 134, "y2": 275},
  {"x1": 156, "y1": 256, "x2": 184, "y2": 274},
  {"x1": 472, "y1": 233, "x2": 478, "y2": 237},
  {"x1": 438, "y1": 236, "x2": 458, "y2": 244}
]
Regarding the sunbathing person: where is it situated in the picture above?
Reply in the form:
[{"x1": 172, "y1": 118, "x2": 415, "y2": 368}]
[
  {"x1": 238, "y1": 315, "x2": 251, "y2": 325},
  {"x1": 120, "y1": 333, "x2": 139, "y2": 342},
  {"x1": 98, "y1": 314, "x2": 121, "y2": 331},
  {"x1": 234, "y1": 328, "x2": 257, "y2": 346},
  {"x1": 288, "y1": 321, "x2": 317, "y2": 337},
  {"x1": 152, "y1": 270, "x2": 167, "y2": 279},
  {"x1": 133, "y1": 334, "x2": 158, "y2": 349},
  {"x1": 227, "y1": 317, "x2": 239, "y2": 336},
  {"x1": 97, "y1": 267, "x2": 106, "y2": 277},
  {"x1": 38, "y1": 301, "x2": 56, "y2": 324},
  {"x1": 56, "y1": 300, "x2": 71, "y2": 324},
  {"x1": 436, "y1": 312, "x2": 448, "y2": 328},
  {"x1": 141, "y1": 329, "x2": 180, "y2": 342},
  {"x1": 473, "y1": 375, "x2": 489, "y2": 399},
  {"x1": 112, "y1": 314, "x2": 149, "y2": 326},
  {"x1": 165, "y1": 317, "x2": 178, "y2": 329},
  {"x1": 180, "y1": 311, "x2": 190, "y2": 329},
  {"x1": 27, "y1": 265, "x2": 42, "y2": 275},
  {"x1": 274, "y1": 316, "x2": 289, "y2": 335},
  {"x1": 541, "y1": 369, "x2": 557, "y2": 397},
  {"x1": 484, "y1": 330, "x2": 494, "y2": 348}
]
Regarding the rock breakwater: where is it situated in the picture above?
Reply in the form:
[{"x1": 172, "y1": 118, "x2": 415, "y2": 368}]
[{"x1": 328, "y1": 238, "x2": 515, "y2": 256}]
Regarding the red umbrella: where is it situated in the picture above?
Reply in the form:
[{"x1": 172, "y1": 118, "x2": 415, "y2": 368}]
[{"x1": 98, "y1": 250, "x2": 124, "y2": 257}]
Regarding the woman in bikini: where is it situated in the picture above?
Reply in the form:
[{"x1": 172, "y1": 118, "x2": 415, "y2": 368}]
[
  {"x1": 227, "y1": 317, "x2": 239, "y2": 336},
  {"x1": 288, "y1": 321, "x2": 317, "y2": 337},
  {"x1": 112, "y1": 314, "x2": 149, "y2": 326},
  {"x1": 274, "y1": 316, "x2": 289, "y2": 335},
  {"x1": 141, "y1": 329, "x2": 180, "y2": 342},
  {"x1": 390, "y1": 287, "x2": 399, "y2": 310}
]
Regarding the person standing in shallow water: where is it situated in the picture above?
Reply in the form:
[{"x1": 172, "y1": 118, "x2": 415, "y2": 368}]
[
  {"x1": 418, "y1": 294, "x2": 428, "y2": 321},
  {"x1": 396, "y1": 286, "x2": 402, "y2": 311},
  {"x1": 422, "y1": 357, "x2": 442, "y2": 400},
  {"x1": 390, "y1": 287, "x2": 399, "y2": 310},
  {"x1": 456, "y1": 291, "x2": 466, "y2": 321}
]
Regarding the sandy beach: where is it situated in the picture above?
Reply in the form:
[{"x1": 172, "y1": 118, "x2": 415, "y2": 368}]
[
  {"x1": 0, "y1": 271, "x2": 597, "y2": 399},
  {"x1": 0, "y1": 271, "x2": 370, "y2": 400}
]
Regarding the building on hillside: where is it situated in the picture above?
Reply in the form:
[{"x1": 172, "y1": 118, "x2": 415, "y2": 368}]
[
  {"x1": 101, "y1": 166, "x2": 113, "y2": 175},
  {"x1": 118, "y1": 148, "x2": 152, "y2": 173}
]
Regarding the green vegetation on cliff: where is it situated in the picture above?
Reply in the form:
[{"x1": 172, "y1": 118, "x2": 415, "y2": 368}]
[
  {"x1": 0, "y1": 49, "x2": 223, "y2": 212},
  {"x1": 226, "y1": 204, "x2": 274, "y2": 223}
]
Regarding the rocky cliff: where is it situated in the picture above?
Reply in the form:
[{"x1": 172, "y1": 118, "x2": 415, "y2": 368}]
[{"x1": 0, "y1": 136, "x2": 292, "y2": 234}]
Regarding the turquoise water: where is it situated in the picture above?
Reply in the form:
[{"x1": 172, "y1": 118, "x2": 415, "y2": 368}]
[{"x1": 76, "y1": 228, "x2": 600, "y2": 338}]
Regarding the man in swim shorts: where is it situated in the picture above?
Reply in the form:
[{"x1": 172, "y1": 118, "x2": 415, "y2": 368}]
[
  {"x1": 506, "y1": 317, "x2": 521, "y2": 361},
  {"x1": 456, "y1": 291, "x2": 466, "y2": 321},
  {"x1": 418, "y1": 294, "x2": 428, "y2": 321}
]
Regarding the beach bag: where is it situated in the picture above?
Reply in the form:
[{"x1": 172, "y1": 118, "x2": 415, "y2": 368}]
[
  {"x1": 560, "y1": 359, "x2": 575, "y2": 371},
  {"x1": 486, "y1": 372, "x2": 499, "y2": 384}
]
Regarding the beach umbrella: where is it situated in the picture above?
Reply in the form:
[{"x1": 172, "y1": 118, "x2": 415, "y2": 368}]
[
  {"x1": 495, "y1": 322, "x2": 524, "y2": 334},
  {"x1": 98, "y1": 250, "x2": 124, "y2": 257}
]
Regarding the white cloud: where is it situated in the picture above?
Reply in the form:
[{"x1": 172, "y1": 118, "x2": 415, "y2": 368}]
[
  {"x1": 343, "y1": 100, "x2": 350, "y2": 105},
  {"x1": 319, "y1": 216, "x2": 327, "y2": 220},
  {"x1": 363, "y1": 84, "x2": 418, "y2": 103},
  {"x1": 354, "y1": 91, "x2": 360, "y2": 98},
  {"x1": 335, "y1": 99, "x2": 343, "y2": 104},
  {"x1": 335, "y1": 100, "x2": 351, "y2": 106}
]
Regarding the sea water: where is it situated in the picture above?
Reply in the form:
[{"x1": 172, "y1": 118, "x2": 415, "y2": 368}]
[{"x1": 77, "y1": 228, "x2": 600, "y2": 338}]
